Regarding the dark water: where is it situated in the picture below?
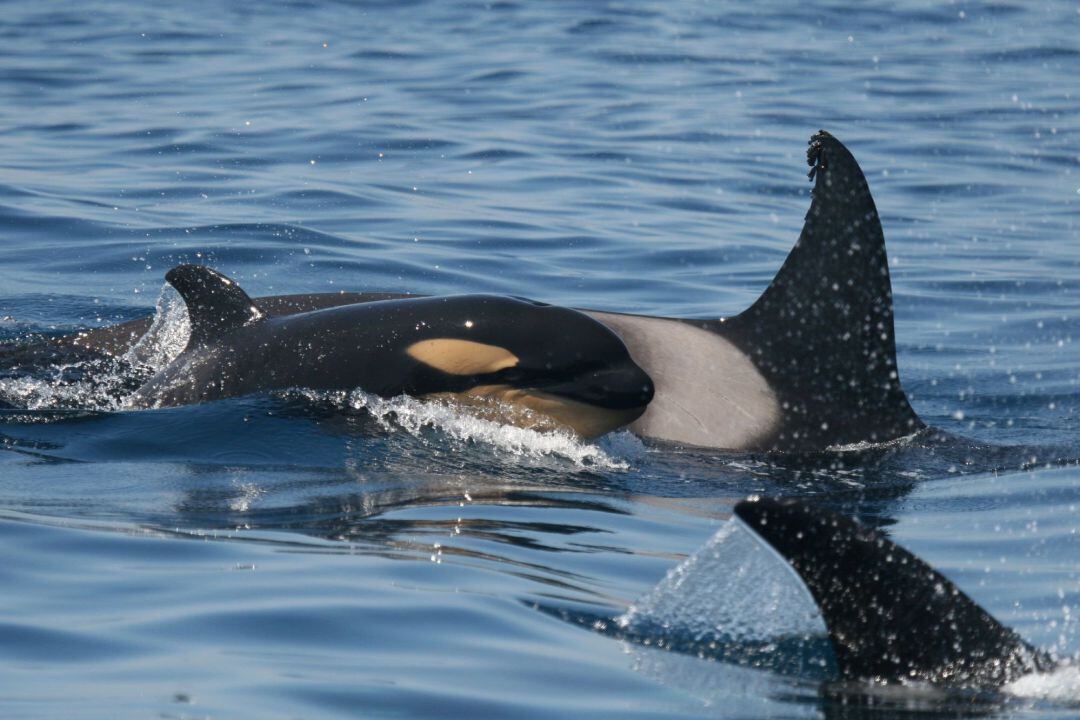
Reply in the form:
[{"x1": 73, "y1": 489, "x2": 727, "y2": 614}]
[{"x1": 2, "y1": 1, "x2": 1079, "y2": 717}]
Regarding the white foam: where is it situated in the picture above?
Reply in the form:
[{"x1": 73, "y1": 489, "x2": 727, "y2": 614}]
[
  {"x1": 0, "y1": 356, "x2": 138, "y2": 412},
  {"x1": 0, "y1": 284, "x2": 190, "y2": 412},
  {"x1": 1004, "y1": 663, "x2": 1080, "y2": 702},
  {"x1": 288, "y1": 388, "x2": 634, "y2": 471},
  {"x1": 826, "y1": 431, "x2": 920, "y2": 453},
  {"x1": 228, "y1": 481, "x2": 266, "y2": 513}
]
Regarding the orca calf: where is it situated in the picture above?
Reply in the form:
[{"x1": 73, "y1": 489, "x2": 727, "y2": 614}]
[
  {"x1": 126, "y1": 265, "x2": 654, "y2": 438},
  {"x1": 18, "y1": 131, "x2": 921, "y2": 450},
  {"x1": 733, "y1": 497, "x2": 1055, "y2": 689}
]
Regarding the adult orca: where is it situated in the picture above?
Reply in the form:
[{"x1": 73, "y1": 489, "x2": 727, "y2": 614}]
[
  {"x1": 733, "y1": 497, "x2": 1055, "y2": 689},
  {"x1": 588, "y1": 131, "x2": 921, "y2": 451},
  {"x1": 15, "y1": 131, "x2": 921, "y2": 450},
  {"x1": 125, "y1": 265, "x2": 655, "y2": 438}
]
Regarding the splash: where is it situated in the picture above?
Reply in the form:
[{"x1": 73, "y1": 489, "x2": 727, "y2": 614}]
[
  {"x1": 289, "y1": 388, "x2": 634, "y2": 471},
  {"x1": 0, "y1": 285, "x2": 190, "y2": 412},
  {"x1": 0, "y1": 354, "x2": 136, "y2": 412},
  {"x1": 1, "y1": 291, "x2": 638, "y2": 472},
  {"x1": 825, "y1": 430, "x2": 920, "y2": 453},
  {"x1": 124, "y1": 284, "x2": 191, "y2": 372},
  {"x1": 619, "y1": 519, "x2": 826, "y2": 648},
  {"x1": 1005, "y1": 664, "x2": 1080, "y2": 703}
]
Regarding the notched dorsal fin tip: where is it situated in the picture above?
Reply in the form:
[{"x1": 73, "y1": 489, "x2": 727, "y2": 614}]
[
  {"x1": 165, "y1": 264, "x2": 264, "y2": 349},
  {"x1": 806, "y1": 129, "x2": 831, "y2": 181}
]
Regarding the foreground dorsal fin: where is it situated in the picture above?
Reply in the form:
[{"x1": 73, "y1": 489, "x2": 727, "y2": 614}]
[
  {"x1": 720, "y1": 131, "x2": 921, "y2": 449},
  {"x1": 733, "y1": 498, "x2": 1052, "y2": 687},
  {"x1": 165, "y1": 265, "x2": 265, "y2": 349}
]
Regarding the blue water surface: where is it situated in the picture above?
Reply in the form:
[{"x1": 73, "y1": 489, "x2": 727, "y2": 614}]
[{"x1": 1, "y1": 1, "x2": 1079, "y2": 718}]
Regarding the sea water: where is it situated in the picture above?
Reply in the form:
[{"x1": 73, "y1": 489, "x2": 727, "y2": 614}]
[{"x1": 1, "y1": 1, "x2": 1078, "y2": 717}]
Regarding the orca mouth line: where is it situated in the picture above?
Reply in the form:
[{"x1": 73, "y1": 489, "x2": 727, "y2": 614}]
[
  {"x1": 426, "y1": 383, "x2": 648, "y2": 439},
  {"x1": 480, "y1": 364, "x2": 655, "y2": 412},
  {"x1": 539, "y1": 371, "x2": 655, "y2": 411}
]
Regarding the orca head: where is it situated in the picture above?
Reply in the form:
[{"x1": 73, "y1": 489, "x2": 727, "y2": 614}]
[{"x1": 405, "y1": 297, "x2": 654, "y2": 438}]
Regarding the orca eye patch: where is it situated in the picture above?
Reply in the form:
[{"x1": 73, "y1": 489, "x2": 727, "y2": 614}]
[{"x1": 406, "y1": 338, "x2": 519, "y2": 376}]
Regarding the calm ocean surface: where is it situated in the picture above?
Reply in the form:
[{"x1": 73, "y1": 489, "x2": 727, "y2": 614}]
[{"x1": 1, "y1": 1, "x2": 1078, "y2": 717}]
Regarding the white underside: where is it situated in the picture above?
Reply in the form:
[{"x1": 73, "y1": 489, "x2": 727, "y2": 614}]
[{"x1": 586, "y1": 312, "x2": 781, "y2": 450}]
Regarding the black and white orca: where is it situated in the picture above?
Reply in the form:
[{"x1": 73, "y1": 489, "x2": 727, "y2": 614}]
[
  {"x1": 22, "y1": 131, "x2": 921, "y2": 451},
  {"x1": 582, "y1": 130, "x2": 920, "y2": 450},
  {"x1": 126, "y1": 264, "x2": 654, "y2": 438}
]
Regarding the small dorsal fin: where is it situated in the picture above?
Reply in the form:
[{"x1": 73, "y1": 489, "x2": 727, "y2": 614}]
[
  {"x1": 720, "y1": 130, "x2": 921, "y2": 449},
  {"x1": 165, "y1": 264, "x2": 265, "y2": 349},
  {"x1": 734, "y1": 498, "x2": 1051, "y2": 687}
]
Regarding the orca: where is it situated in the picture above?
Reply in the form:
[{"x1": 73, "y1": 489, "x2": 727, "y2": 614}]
[
  {"x1": 125, "y1": 264, "x2": 655, "y2": 438},
  {"x1": 733, "y1": 497, "x2": 1055, "y2": 689},
  {"x1": 586, "y1": 130, "x2": 921, "y2": 451},
  {"x1": 13, "y1": 131, "x2": 921, "y2": 450}
]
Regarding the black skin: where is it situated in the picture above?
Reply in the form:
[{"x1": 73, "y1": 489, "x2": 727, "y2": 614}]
[
  {"x1": 734, "y1": 498, "x2": 1054, "y2": 689},
  {"x1": 8, "y1": 131, "x2": 922, "y2": 451},
  {"x1": 131, "y1": 265, "x2": 654, "y2": 421},
  {"x1": 710, "y1": 131, "x2": 922, "y2": 449}
]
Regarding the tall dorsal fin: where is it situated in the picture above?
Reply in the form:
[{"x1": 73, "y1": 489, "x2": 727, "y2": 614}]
[
  {"x1": 165, "y1": 264, "x2": 265, "y2": 349},
  {"x1": 734, "y1": 498, "x2": 1052, "y2": 687},
  {"x1": 720, "y1": 131, "x2": 921, "y2": 449}
]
